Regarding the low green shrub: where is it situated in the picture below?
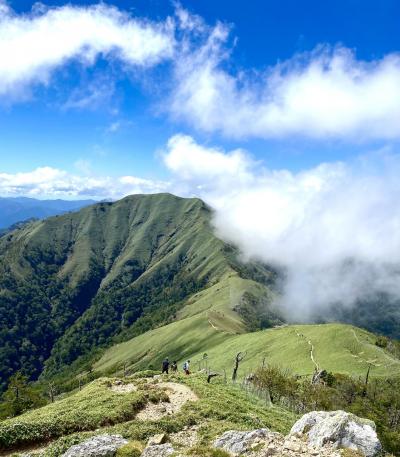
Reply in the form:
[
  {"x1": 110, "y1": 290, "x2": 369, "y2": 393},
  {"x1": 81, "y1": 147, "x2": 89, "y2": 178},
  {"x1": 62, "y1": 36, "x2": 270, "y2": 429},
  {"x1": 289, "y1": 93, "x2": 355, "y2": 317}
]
[
  {"x1": 0, "y1": 378, "x2": 147, "y2": 450},
  {"x1": 116, "y1": 441, "x2": 143, "y2": 457}
]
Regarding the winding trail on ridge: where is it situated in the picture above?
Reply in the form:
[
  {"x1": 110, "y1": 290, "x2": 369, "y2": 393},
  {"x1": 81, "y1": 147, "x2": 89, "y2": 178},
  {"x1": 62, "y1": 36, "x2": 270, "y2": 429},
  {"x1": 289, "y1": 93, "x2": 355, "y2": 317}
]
[{"x1": 294, "y1": 329, "x2": 319, "y2": 371}]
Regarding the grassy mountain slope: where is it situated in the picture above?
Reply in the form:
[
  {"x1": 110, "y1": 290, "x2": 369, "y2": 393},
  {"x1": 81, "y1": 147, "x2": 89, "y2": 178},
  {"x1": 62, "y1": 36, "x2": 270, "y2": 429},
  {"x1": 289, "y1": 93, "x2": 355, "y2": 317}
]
[
  {"x1": 0, "y1": 194, "x2": 279, "y2": 390},
  {"x1": 0, "y1": 374, "x2": 296, "y2": 456},
  {"x1": 96, "y1": 320, "x2": 400, "y2": 379}
]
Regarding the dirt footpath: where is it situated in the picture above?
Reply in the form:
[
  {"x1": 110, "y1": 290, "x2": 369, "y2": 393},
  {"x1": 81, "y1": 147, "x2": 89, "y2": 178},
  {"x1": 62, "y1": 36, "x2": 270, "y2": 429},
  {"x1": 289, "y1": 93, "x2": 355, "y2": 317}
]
[{"x1": 136, "y1": 382, "x2": 198, "y2": 421}]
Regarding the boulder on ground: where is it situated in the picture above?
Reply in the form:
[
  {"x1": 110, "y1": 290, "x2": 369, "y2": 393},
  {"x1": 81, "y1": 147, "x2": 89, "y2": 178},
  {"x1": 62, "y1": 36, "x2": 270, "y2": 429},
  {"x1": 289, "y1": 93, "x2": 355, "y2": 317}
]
[
  {"x1": 289, "y1": 410, "x2": 382, "y2": 457},
  {"x1": 141, "y1": 443, "x2": 175, "y2": 457},
  {"x1": 61, "y1": 434, "x2": 128, "y2": 457},
  {"x1": 147, "y1": 433, "x2": 168, "y2": 446},
  {"x1": 213, "y1": 429, "x2": 276, "y2": 455}
]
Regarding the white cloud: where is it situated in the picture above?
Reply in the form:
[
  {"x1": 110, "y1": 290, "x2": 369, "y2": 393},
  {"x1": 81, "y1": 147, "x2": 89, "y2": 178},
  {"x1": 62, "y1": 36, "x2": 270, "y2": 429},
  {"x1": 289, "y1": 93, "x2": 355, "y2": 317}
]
[
  {"x1": 3, "y1": 3, "x2": 400, "y2": 143},
  {"x1": 0, "y1": 2, "x2": 174, "y2": 97},
  {"x1": 164, "y1": 135, "x2": 400, "y2": 320},
  {"x1": 164, "y1": 134, "x2": 252, "y2": 184},
  {"x1": 171, "y1": 23, "x2": 400, "y2": 140},
  {"x1": 0, "y1": 167, "x2": 169, "y2": 199}
]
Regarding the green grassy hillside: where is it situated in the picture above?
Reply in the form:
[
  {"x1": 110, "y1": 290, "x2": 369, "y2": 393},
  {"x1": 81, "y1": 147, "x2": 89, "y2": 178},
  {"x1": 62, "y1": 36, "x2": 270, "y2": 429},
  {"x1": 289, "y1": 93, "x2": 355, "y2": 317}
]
[
  {"x1": 0, "y1": 374, "x2": 296, "y2": 456},
  {"x1": 0, "y1": 193, "x2": 279, "y2": 391},
  {"x1": 96, "y1": 319, "x2": 400, "y2": 379}
]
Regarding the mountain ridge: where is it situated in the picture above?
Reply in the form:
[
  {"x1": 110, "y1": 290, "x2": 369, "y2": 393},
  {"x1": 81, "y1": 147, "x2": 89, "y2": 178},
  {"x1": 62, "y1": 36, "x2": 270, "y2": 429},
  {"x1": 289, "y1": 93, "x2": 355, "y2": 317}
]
[{"x1": 0, "y1": 193, "x2": 280, "y2": 390}]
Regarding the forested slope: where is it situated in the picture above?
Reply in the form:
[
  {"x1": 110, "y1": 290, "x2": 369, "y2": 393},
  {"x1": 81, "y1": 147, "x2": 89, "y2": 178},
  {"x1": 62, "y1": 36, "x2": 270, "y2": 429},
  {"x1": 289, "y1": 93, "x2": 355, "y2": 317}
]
[{"x1": 0, "y1": 193, "x2": 279, "y2": 390}]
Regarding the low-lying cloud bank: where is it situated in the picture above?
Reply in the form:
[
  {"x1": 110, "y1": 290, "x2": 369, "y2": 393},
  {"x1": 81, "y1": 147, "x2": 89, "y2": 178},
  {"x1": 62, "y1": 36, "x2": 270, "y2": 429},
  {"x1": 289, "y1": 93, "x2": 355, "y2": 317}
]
[
  {"x1": 164, "y1": 135, "x2": 400, "y2": 321},
  {"x1": 0, "y1": 167, "x2": 168, "y2": 199}
]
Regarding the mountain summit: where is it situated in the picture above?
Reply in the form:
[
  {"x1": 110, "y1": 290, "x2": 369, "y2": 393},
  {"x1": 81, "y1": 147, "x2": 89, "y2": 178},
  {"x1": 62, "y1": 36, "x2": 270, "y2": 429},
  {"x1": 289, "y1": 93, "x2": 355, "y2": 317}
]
[{"x1": 0, "y1": 193, "x2": 279, "y2": 389}]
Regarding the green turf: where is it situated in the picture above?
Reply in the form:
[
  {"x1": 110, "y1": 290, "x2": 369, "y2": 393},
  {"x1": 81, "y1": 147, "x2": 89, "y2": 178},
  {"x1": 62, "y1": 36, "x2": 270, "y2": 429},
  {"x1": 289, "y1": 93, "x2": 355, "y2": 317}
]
[
  {"x1": 96, "y1": 318, "x2": 400, "y2": 379},
  {"x1": 0, "y1": 373, "x2": 297, "y2": 456},
  {"x1": 0, "y1": 378, "x2": 150, "y2": 450}
]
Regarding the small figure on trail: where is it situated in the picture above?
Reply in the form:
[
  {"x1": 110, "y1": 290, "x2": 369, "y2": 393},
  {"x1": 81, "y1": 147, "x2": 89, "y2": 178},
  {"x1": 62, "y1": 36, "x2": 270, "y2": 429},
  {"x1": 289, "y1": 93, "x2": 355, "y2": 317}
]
[
  {"x1": 171, "y1": 361, "x2": 178, "y2": 372},
  {"x1": 183, "y1": 360, "x2": 190, "y2": 375},
  {"x1": 162, "y1": 357, "x2": 170, "y2": 374}
]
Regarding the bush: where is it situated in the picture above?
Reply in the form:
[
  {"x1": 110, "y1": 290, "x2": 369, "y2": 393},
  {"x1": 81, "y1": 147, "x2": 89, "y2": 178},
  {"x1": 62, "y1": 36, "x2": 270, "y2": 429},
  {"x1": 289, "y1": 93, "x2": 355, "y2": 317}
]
[
  {"x1": 0, "y1": 379, "x2": 147, "y2": 450},
  {"x1": 116, "y1": 441, "x2": 143, "y2": 457}
]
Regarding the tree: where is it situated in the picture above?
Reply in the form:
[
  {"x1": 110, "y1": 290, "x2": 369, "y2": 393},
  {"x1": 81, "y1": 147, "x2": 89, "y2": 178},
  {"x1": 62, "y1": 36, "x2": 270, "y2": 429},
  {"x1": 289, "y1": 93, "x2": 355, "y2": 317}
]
[{"x1": 1, "y1": 371, "x2": 43, "y2": 417}]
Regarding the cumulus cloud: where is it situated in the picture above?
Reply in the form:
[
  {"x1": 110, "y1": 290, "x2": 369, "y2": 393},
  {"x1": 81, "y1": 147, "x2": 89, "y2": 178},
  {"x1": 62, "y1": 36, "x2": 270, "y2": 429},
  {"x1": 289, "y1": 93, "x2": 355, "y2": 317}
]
[
  {"x1": 164, "y1": 134, "x2": 252, "y2": 184},
  {"x1": 0, "y1": 1, "x2": 174, "y2": 97},
  {"x1": 0, "y1": 167, "x2": 169, "y2": 199},
  {"x1": 164, "y1": 135, "x2": 400, "y2": 320},
  {"x1": 3, "y1": 2, "x2": 400, "y2": 142},
  {"x1": 171, "y1": 21, "x2": 400, "y2": 140}
]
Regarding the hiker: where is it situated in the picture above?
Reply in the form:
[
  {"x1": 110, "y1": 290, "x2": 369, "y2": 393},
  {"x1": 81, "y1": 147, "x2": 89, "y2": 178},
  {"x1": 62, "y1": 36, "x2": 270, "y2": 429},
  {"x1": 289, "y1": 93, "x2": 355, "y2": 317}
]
[
  {"x1": 162, "y1": 357, "x2": 170, "y2": 374},
  {"x1": 183, "y1": 360, "x2": 190, "y2": 375},
  {"x1": 171, "y1": 361, "x2": 178, "y2": 372}
]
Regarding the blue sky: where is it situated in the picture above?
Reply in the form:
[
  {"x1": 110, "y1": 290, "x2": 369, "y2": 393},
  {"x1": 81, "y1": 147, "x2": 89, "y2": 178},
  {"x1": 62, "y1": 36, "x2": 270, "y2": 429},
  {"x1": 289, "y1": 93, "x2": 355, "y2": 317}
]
[{"x1": 1, "y1": 0, "x2": 400, "y2": 198}]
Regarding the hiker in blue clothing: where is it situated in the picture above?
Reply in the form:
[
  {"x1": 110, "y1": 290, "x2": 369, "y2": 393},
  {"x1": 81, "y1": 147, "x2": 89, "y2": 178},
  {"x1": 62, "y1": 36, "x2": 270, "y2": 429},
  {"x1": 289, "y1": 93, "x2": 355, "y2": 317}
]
[{"x1": 183, "y1": 360, "x2": 190, "y2": 375}]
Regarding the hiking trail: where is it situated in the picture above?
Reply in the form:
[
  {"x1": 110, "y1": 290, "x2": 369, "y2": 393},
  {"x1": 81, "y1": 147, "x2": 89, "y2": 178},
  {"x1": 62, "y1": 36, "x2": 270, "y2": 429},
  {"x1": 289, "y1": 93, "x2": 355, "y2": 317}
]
[{"x1": 136, "y1": 382, "x2": 198, "y2": 421}]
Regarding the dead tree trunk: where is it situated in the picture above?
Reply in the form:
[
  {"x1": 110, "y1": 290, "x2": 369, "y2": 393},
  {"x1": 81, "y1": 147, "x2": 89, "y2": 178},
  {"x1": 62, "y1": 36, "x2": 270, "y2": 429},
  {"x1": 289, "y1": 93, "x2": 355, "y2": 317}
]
[
  {"x1": 362, "y1": 364, "x2": 372, "y2": 397},
  {"x1": 207, "y1": 372, "x2": 220, "y2": 383},
  {"x1": 232, "y1": 351, "x2": 246, "y2": 382}
]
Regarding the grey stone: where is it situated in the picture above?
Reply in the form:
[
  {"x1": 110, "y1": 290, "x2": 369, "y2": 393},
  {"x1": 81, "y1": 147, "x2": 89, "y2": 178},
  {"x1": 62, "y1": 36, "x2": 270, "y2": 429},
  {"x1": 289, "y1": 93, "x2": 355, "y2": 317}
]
[
  {"x1": 213, "y1": 429, "x2": 273, "y2": 455},
  {"x1": 148, "y1": 433, "x2": 168, "y2": 446},
  {"x1": 61, "y1": 434, "x2": 128, "y2": 457},
  {"x1": 141, "y1": 443, "x2": 175, "y2": 457},
  {"x1": 289, "y1": 410, "x2": 382, "y2": 457}
]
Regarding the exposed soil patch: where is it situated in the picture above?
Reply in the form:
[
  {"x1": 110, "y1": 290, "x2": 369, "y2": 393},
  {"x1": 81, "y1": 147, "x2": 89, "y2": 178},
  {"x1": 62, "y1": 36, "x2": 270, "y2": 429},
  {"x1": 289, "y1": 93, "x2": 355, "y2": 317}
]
[
  {"x1": 136, "y1": 382, "x2": 198, "y2": 421},
  {"x1": 110, "y1": 382, "x2": 137, "y2": 393}
]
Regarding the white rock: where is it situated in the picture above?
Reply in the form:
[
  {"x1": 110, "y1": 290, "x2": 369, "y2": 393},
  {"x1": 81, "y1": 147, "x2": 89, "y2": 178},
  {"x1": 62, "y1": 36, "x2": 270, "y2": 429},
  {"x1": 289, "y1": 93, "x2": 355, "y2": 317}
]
[
  {"x1": 289, "y1": 410, "x2": 381, "y2": 457},
  {"x1": 213, "y1": 429, "x2": 273, "y2": 455},
  {"x1": 148, "y1": 433, "x2": 168, "y2": 446},
  {"x1": 61, "y1": 434, "x2": 128, "y2": 457}
]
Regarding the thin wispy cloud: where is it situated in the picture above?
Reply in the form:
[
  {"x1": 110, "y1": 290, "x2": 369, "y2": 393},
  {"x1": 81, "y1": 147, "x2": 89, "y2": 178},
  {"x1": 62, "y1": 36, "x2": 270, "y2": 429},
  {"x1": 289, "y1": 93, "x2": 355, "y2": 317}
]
[
  {"x1": 2, "y1": 3, "x2": 400, "y2": 142},
  {"x1": 170, "y1": 18, "x2": 400, "y2": 141},
  {"x1": 0, "y1": 2, "x2": 174, "y2": 99}
]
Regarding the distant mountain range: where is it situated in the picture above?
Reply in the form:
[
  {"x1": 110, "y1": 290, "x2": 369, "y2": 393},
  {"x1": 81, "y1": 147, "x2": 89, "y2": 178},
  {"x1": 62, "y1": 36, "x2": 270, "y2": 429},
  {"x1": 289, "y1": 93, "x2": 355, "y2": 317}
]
[{"x1": 0, "y1": 197, "x2": 96, "y2": 229}]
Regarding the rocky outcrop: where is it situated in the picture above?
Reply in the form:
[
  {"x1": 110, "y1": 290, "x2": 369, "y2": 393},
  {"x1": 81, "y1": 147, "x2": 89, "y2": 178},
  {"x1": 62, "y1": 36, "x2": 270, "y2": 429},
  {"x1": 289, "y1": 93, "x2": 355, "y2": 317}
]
[
  {"x1": 147, "y1": 434, "x2": 168, "y2": 446},
  {"x1": 61, "y1": 435, "x2": 128, "y2": 457},
  {"x1": 212, "y1": 411, "x2": 382, "y2": 456},
  {"x1": 289, "y1": 410, "x2": 382, "y2": 457},
  {"x1": 213, "y1": 428, "x2": 341, "y2": 456},
  {"x1": 141, "y1": 443, "x2": 175, "y2": 457},
  {"x1": 214, "y1": 429, "x2": 279, "y2": 455}
]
